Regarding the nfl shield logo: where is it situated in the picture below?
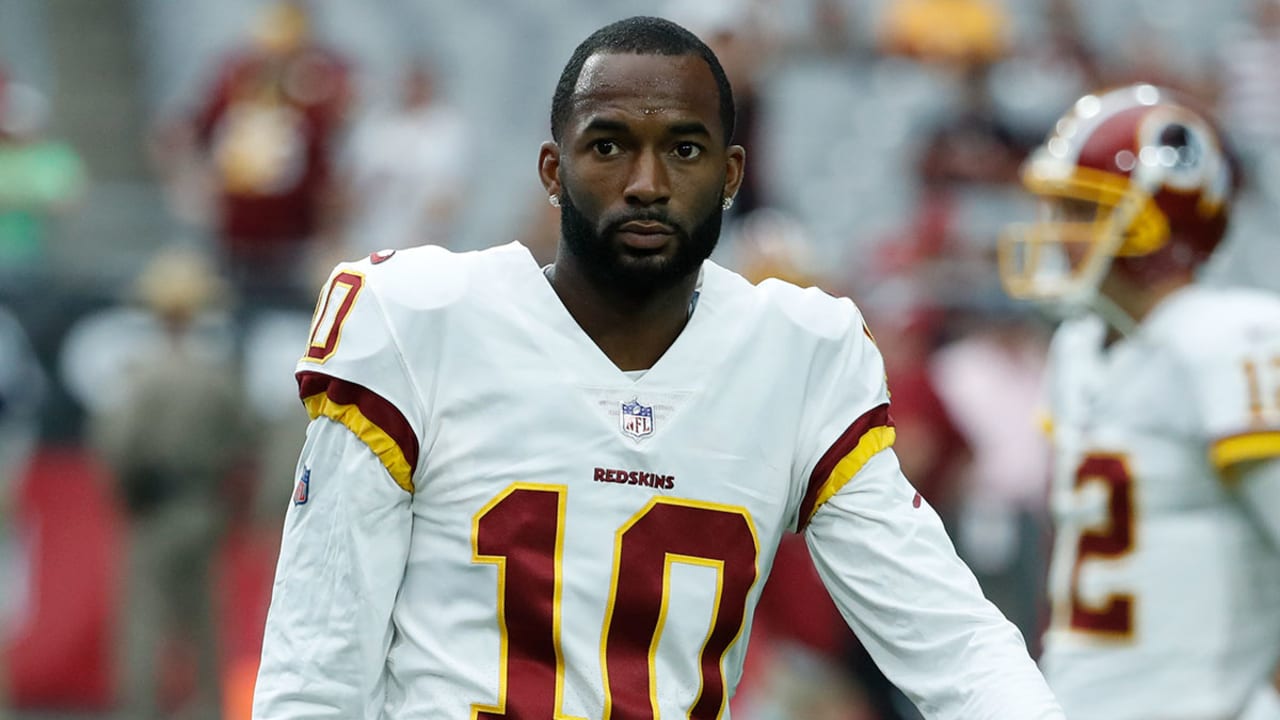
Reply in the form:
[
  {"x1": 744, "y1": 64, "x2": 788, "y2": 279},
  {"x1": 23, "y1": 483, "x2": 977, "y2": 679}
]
[
  {"x1": 620, "y1": 398, "x2": 654, "y2": 439},
  {"x1": 293, "y1": 467, "x2": 311, "y2": 505}
]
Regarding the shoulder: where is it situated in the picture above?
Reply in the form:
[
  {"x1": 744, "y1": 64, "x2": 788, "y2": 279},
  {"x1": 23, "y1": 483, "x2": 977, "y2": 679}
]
[
  {"x1": 710, "y1": 265, "x2": 863, "y2": 343},
  {"x1": 1048, "y1": 314, "x2": 1104, "y2": 364},
  {"x1": 333, "y1": 241, "x2": 528, "y2": 315},
  {"x1": 300, "y1": 243, "x2": 528, "y2": 375},
  {"x1": 1146, "y1": 285, "x2": 1280, "y2": 364}
]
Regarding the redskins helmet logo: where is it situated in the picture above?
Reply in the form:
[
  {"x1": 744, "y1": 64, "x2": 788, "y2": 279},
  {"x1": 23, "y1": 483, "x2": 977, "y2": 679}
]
[{"x1": 1134, "y1": 109, "x2": 1229, "y2": 210}]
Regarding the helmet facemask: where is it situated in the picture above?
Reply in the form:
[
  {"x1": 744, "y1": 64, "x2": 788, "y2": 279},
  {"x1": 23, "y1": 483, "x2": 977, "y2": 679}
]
[
  {"x1": 999, "y1": 85, "x2": 1232, "y2": 331},
  {"x1": 1000, "y1": 164, "x2": 1170, "y2": 312}
]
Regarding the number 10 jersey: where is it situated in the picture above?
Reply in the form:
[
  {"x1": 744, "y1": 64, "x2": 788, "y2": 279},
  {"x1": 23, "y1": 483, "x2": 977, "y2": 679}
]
[{"x1": 253, "y1": 242, "x2": 1062, "y2": 720}]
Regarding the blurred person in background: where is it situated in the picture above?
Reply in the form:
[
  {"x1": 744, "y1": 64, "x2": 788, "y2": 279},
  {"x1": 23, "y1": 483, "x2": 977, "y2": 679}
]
[
  {"x1": 0, "y1": 305, "x2": 44, "y2": 720},
  {"x1": 252, "y1": 16, "x2": 1063, "y2": 719},
  {"x1": 915, "y1": 63, "x2": 1027, "y2": 188},
  {"x1": 928, "y1": 307, "x2": 1051, "y2": 648},
  {"x1": 92, "y1": 247, "x2": 251, "y2": 720},
  {"x1": 1215, "y1": 0, "x2": 1280, "y2": 201},
  {"x1": 1001, "y1": 83, "x2": 1280, "y2": 720},
  {"x1": 0, "y1": 70, "x2": 87, "y2": 276},
  {"x1": 879, "y1": 0, "x2": 1009, "y2": 67},
  {"x1": 667, "y1": 0, "x2": 775, "y2": 217},
  {"x1": 155, "y1": 0, "x2": 352, "y2": 309},
  {"x1": 986, "y1": 0, "x2": 1101, "y2": 167},
  {"x1": 341, "y1": 60, "x2": 468, "y2": 256}
]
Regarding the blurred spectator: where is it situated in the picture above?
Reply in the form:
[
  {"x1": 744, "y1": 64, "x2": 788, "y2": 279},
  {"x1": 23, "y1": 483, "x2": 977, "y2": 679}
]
[
  {"x1": 155, "y1": 0, "x2": 352, "y2": 308},
  {"x1": 734, "y1": 208, "x2": 822, "y2": 288},
  {"x1": 0, "y1": 304, "x2": 44, "y2": 720},
  {"x1": 917, "y1": 63, "x2": 1026, "y2": 187},
  {"x1": 987, "y1": 0, "x2": 1102, "y2": 144},
  {"x1": 736, "y1": 535, "x2": 881, "y2": 720},
  {"x1": 865, "y1": 305, "x2": 968, "y2": 516},
  {"x1": 1215, "y1": 0, "x2": 1280, "y2": 192},
  {"x1": 878, "y1": 0, "x2": 1010, "y2": 66},
  {"x1": 929, "y1": 312, "x2": 1052, "y2": 648},
  {"x1": 90, "y1": 247, "x2": 250, "y2": 720},
  {"x1": 341, "y1": 61, "x2": 468, "y2": 255},
  {"x1": 1109, "y1": 30, "x2": 1202, "y2": 97},
  {"x1": 240, "y1": 309, "x2": 313, "y2": 526},
  {"x1": 670, "y1": 0, "x2": 776, "y2": 215},
  {"x1": 0, "y1": 72, "x2": 87, "y2": 275}
]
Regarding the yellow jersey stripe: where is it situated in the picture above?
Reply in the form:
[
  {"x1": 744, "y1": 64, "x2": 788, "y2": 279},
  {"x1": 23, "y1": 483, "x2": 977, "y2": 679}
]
[
  {"x1": 1212, "y1": 430, "x2": 1280, "y2": 470},
  {"x1": 303, "y1": 392, "x2": 415, "y2": 493},
  {"x1": 805, "y1": 425, "x2": 897, "y2": 526}
]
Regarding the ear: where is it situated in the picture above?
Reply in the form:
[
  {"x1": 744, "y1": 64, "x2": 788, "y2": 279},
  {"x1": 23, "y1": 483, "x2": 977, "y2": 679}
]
[
  {"x1": 723, "y1": 144, "x2": 746, "y2": 201},
  {"x1": 538, "y1": 141, "x2": 562, "y2": 197}
]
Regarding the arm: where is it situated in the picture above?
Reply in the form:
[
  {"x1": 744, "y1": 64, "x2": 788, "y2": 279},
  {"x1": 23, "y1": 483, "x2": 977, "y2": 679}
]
[
  {"x1": 1233, "y1": 458, "x2": 1280, "y2": 720},
  {"x1": 1184, "y1": 302, "x2": 1280, "y2": 718},
  {"x1": 805, "y1": 449, "x2": 1063, "y2": 720},
  {"x1": 252, "y1": 416, "x2": 412, "y2": 719},
  {"x1": 779, "y1": 292, "x2": 1060, "y2": 718}
]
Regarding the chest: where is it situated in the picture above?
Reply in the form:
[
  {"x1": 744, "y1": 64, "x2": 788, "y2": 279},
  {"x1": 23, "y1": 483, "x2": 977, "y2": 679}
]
[
  {"x1": 407, "y1": 306, "x2": 810, "y2": 548},
  {"x1": 1050, "y1": 344, "x2": 1217, "y2": 517}
]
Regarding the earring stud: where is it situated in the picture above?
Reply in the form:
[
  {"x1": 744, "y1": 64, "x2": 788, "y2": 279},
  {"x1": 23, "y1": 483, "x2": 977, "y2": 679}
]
[
  {"x1": 548, "y1": 194, "x2": 561, "y2": 208},
  {"x1": 722, "y1": 196, "x2": 735, "y2": 210}
]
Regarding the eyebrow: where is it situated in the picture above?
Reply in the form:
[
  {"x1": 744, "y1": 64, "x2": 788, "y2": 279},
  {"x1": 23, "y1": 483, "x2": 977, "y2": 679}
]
[
  {"x1": 668, "y1": 121, "x2": 711, "y2": 139},
  {"x1": 582, "y1": 118, "x2": 631, "y2": 135},
  {"x1": 580, "y1": 117, "x2": 713, "y2": 140}
]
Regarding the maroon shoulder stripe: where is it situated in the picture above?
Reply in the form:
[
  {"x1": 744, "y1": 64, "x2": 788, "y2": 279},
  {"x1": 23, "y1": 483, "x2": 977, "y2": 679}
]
[
  {"x1": 296, "y1": 370, "x2": 420, "y2": 477},
  {"x1": 797, "y1": 403, "x2": 892, "y2": 530}
]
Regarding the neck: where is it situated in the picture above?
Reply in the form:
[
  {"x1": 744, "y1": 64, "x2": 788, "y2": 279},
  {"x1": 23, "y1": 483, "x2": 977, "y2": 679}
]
[
  {"x1": 547, "y1": 250, "x2": 700, "y2": 372},
  {"x1": 1097, "y1": 270, "x2": 1192, "y2": 341}
]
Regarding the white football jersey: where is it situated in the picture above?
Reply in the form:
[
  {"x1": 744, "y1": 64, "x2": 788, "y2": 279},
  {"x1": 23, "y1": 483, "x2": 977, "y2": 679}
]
[
  {"x1": 1041, "y1": 284, "x2": 1280, "y2": 719},
  {"x1": 253, "y1": 242, "x2": 1062, "y2": 720}
]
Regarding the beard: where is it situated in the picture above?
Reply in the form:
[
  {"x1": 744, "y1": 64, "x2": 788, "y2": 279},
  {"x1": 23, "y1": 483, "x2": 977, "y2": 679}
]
[{"x1": 558, "y1": 188, "x2": 724, "y2": 295}]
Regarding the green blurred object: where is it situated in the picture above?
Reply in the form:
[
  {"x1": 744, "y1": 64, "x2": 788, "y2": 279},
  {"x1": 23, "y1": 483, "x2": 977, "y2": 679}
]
[{"x1": 0, "y1": 140, "x2": 85, "y2": 266}]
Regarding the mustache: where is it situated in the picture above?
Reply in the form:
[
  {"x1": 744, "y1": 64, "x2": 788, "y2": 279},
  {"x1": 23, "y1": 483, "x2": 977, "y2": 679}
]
[{"x1": 601, "y1": 209, "x2": 686, "y2": 236}]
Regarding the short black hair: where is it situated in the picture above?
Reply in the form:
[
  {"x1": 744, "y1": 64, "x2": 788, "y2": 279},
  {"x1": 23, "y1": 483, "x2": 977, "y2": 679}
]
[{"x1": 550, "y1": 16, "x2": 735, "y2": 145}]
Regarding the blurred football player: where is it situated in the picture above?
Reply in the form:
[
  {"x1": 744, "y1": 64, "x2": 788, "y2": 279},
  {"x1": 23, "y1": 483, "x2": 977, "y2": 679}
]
[
  {"x1": 1002, "y1": 83, "x2": 1280, "y2": 719},
  {"x1": 252, "y1": 16, "x2": 1063, "y2": 719}
]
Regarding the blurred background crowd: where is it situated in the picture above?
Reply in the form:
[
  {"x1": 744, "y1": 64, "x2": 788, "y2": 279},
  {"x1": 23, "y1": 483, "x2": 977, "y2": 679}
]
[{"x1": 0, "y1": 0, "x2": 1277, "y2": 718}]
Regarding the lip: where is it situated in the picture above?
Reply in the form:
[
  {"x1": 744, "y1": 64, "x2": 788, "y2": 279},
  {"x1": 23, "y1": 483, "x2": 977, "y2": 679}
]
[
  {"x1": 618, "y1": 221, "x2": 675, "y2": 234},
  {"x1": 616, "y1": 230, "x2": 674, "y2": 250},
  {"x1": 615, "y1": 220, "x2": 676, "y2": 251}
]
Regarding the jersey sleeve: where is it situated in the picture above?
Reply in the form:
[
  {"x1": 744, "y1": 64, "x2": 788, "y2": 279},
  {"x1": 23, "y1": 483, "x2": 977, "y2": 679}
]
[
  {"x1": 253, "y1": 415, "x2": 413, "y2": 718},
  {"x1": 793, "y1": 300, "x2": 1062, "y2": 717},
  {"x1": 805, "y1": 451, "x2": 1064, "y2": 719},
  {"x1": 1184, "y1": 307, "x2": 1280, "y2": 472},
  {"x1": 294, "y1": 262, "x2": 427, "y2": 493},
  {"x1": 791, "y1": 300, "x2": 894, "y2": 532},
  {"x1": 254, "y1": 261, "x2": 426, "y2": 716}
]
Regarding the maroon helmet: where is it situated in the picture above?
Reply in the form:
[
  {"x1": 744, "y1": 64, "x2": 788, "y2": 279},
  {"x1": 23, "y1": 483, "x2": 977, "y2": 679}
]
[{"x1": 1001, "y1": 84, "x2": 1233, "y2": 305}]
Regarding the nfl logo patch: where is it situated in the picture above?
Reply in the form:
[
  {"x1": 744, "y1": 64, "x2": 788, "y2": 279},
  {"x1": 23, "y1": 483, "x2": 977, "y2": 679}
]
[
  {"x1": 294, "y1": 467, "x2": 311, "y2": 505},
  {"x1": 620, "y1": 398, "x2": 654, "y2": 439}
]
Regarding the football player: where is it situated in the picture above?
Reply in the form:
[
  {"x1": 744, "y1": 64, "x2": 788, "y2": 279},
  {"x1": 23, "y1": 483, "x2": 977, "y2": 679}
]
[
  {"x1": 1002, "y1": 83, "x2": 1280, "y2": 719},
  {"x1": 252, "y1": 16, "x2": 1063, "y2": 719}
]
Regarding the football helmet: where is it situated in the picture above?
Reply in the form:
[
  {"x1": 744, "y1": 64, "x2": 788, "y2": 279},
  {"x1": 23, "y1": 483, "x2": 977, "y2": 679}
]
[{"x1": 1000, "y1": 84, "x2": 1233, "y2": 306}]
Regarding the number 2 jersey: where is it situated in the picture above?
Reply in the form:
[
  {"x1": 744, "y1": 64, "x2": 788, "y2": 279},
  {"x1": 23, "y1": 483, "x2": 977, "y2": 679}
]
[
  {"x1": 252, "y1": 241, "x2": 1062, "y2": 719},
  {"x1": 1040, "y1": 284, "x2": 1280, "y2": 720}
]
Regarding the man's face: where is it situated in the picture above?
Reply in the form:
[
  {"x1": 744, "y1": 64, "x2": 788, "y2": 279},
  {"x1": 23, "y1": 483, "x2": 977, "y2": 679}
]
[{"x1": 543, "y1": 52, "x2": 744, "y2": 293}]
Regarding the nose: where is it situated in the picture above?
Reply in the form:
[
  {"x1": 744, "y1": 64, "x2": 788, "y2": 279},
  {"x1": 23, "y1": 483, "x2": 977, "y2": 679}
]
[{"x1": 623, "y1": 149, "x2": 671, "y2": 206}]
